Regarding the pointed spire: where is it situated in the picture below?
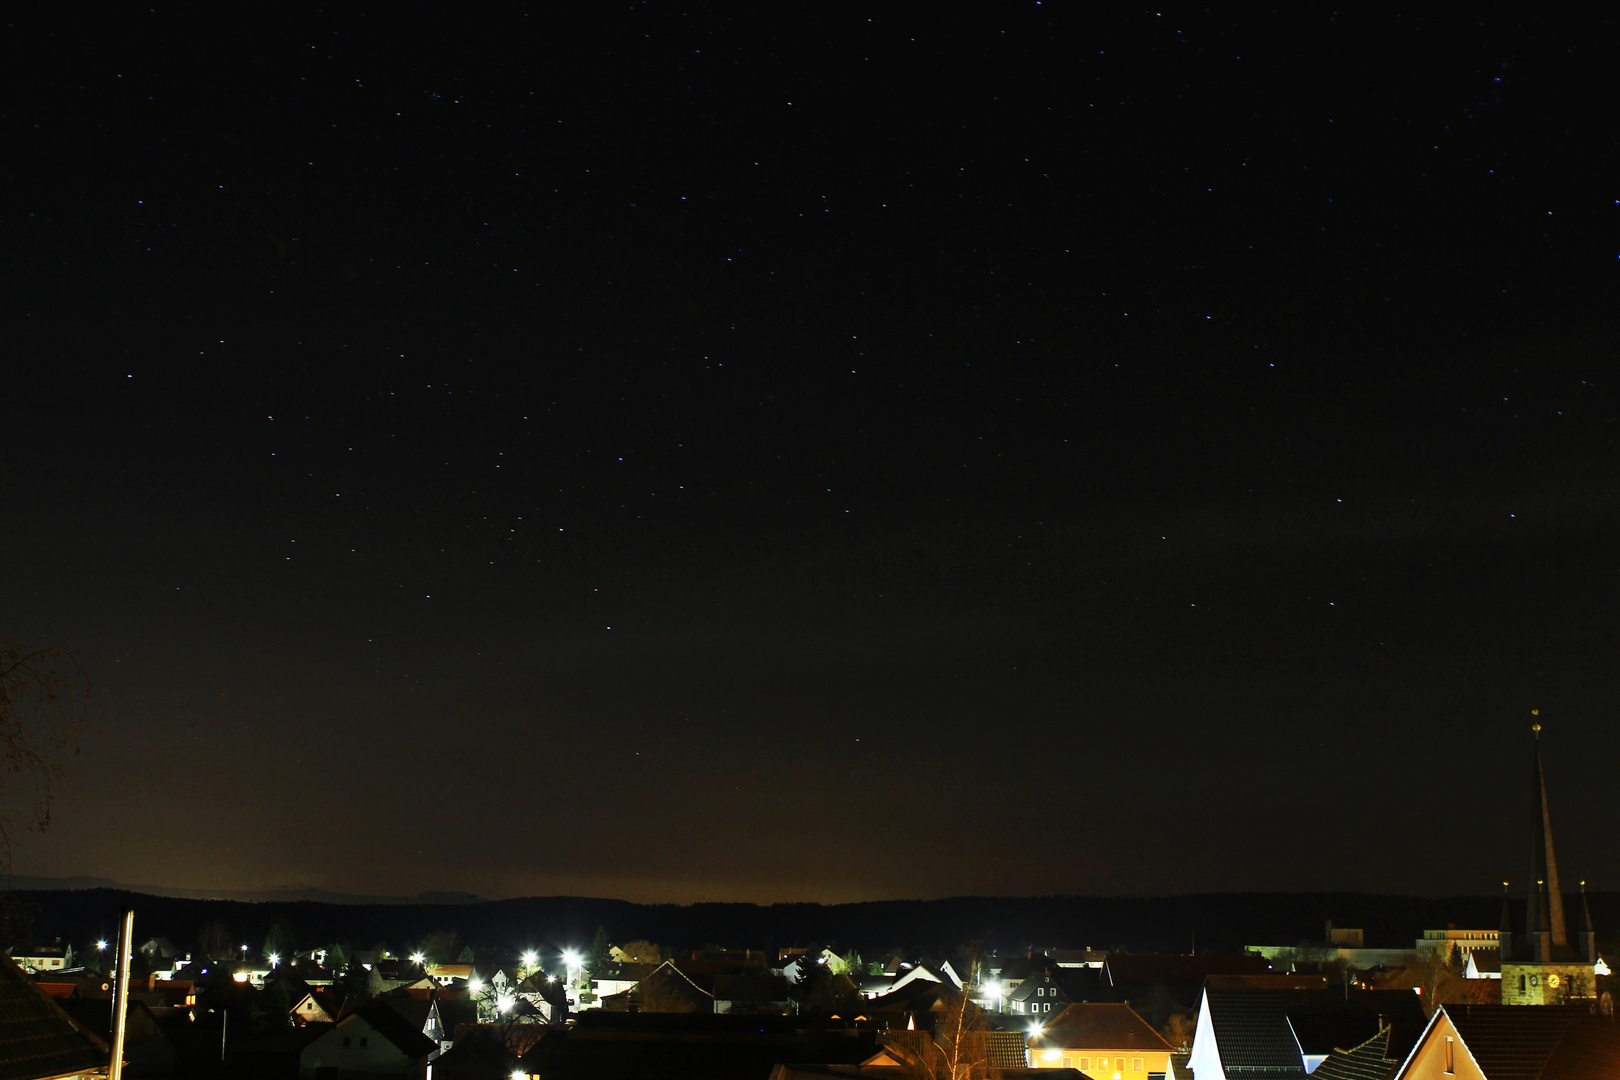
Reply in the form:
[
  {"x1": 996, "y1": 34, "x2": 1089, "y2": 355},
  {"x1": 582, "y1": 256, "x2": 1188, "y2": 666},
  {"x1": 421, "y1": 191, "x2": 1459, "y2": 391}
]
[{"x1": 1526, "y1": 716, "x2": 1569, "y2": 951}]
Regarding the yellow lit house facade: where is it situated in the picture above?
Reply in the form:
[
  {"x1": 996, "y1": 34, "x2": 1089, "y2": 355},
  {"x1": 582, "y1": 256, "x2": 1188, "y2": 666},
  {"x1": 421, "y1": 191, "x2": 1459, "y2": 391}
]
[{"x1": 1028, "y1": 1002, "x2": 1174, "y2": 1074}]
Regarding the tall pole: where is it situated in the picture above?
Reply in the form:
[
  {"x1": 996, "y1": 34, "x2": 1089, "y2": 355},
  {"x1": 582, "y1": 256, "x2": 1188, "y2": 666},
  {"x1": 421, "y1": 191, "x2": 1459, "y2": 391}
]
[{"x1": 109, "y1": 909, "x2": 134, "y2": 1080}]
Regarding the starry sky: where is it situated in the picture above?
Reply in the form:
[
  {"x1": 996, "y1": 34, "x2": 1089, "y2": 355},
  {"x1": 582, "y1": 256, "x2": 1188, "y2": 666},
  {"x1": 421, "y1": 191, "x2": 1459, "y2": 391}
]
[{"x1": 3, "y1": 7, "x2": 1617, "y2": 904}]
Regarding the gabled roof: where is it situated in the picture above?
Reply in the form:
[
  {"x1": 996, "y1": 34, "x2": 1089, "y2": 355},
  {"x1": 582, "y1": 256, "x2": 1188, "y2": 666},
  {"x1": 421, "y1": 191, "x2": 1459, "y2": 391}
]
[
  {"x1": 626, "y1": 960, "x2": 714, "y2": 1011},
  {"x1": 0, "y1": 954, "x2": 108, "y2": 1080},
  {"x1": 1467, "y1": 949, "x2": 1502, "y2": 975},
  {"x1": 1439, "y1": 1004, "x2": 1620, "y2": 1080},
  {"x1": 339, "y1": 999, "x2": 439, "y2": 1059},
  {"x1": 1040, "y1": 1003, "x2": 1173, "y2": 1051}
]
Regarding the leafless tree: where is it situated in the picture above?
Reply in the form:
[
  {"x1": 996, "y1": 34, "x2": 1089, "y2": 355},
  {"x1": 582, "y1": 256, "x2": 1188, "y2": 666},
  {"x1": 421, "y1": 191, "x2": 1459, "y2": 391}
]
[
  {"x1": 0, "y1": 637, "x2": 87, "y2": 865},
  {"x1": 929, "y1": 989, "x2": 1001, "y2": 1080}
]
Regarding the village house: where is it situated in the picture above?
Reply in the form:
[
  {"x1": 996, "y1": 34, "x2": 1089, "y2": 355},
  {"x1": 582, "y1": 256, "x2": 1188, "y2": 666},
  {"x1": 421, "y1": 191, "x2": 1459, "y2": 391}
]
[
  {"x1": 1028, "y1": 1002, "x2": 1175, "y2": 1076},
  {"x1": 298, "y1": 998, "x2": 440, "y2": 1079},
  {"x1": 1390, "y1": 1003, "x2": 1620, "y2": 1080}
]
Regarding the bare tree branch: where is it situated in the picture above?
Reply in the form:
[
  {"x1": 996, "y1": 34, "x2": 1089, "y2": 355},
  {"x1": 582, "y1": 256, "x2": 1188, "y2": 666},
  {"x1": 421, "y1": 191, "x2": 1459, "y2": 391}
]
[{"x1": 0, "y1": 637, "x2": 88, "y2": 867}]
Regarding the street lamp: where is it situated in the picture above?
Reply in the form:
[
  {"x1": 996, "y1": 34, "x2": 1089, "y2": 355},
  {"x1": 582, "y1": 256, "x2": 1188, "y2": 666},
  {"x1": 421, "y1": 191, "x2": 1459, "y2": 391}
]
[
  {"x1": 96, "y1": 940, "x2": 108, "y2": 952},
  {"x1": 411, "y1": 952, "x2": 426, "y2": 968}
]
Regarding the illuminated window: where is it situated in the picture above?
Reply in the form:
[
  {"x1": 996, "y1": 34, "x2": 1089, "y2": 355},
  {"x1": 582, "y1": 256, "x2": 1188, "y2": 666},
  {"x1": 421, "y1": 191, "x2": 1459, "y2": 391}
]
[
  {"x1": 1080, "y1": 1059, "x2": 1090, "y2": 1071},
  {"x1": 1135, "y1": 1059, "x2": 1143, "y2": 1071},
  {"x1": 1063, "y1": 1058, "x2": 1073, "y2": 1069}
]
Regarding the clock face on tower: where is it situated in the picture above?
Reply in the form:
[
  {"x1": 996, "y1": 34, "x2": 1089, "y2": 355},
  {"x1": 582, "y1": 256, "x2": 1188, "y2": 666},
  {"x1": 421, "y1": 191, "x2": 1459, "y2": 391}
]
[
  {"x1": 1530, "y1": 974, "x2": 1540, "y2": 987},
  {"x1": 1548, "y1": 973, "x2": 1562, "y2": 988}
]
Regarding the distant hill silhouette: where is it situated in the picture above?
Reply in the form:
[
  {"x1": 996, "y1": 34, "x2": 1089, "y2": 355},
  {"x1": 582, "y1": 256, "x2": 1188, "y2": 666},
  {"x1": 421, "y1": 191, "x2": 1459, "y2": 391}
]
[
  {"x1": 5, "y1": 876, "x2": 484, "y2": 906},
  {"x1": 9, "y1": 886, "x2": 1617, "y2": 959}
]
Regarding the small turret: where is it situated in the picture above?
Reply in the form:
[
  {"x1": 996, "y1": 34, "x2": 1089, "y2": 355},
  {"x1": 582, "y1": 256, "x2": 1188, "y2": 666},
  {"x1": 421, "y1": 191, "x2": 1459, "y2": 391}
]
[
  {"x1": 1579, "y1": 881, "x2": 1597, "y2": 965},
  {"x1": 1533, "y1": 879, "x2": 1554, "y2": 962},
  {"x1": 1499, "y1": 881, "x2": 1514, "y2": 961}
]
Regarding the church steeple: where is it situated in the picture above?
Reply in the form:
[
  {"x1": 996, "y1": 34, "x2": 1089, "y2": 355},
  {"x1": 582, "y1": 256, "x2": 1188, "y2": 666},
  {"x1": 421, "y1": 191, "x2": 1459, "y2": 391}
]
[
  {"x1": 1525, "y1": 720, "x2": 1569, "y2": 955},
  {"x1": 1499, "y1": 720, "x2": 1594, "y2": 1004}
]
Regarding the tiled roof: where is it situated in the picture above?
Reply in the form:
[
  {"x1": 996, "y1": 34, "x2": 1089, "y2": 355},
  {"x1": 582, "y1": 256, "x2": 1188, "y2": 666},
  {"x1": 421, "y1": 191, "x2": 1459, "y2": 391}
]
[
  {"x1": 1307, "y1": 1028, "x2": 1400, "y2": 1080},
  {"x1": 1204, "y1": 989, "x2": 1311, "y2": 1079},
  {"x1": 1204, "y1": 989, "x2": 1419, "y2": 1080},
  {"x1": 1536, "y1": 1017, "x2": 1620, "y2": 1080},
  {"x1": 878, "y1": 1028, "x2": 1029, "y2": 1071},
  {"x1": 986, "y1": 1030, "x2": 1031, "y2": 1069},
  {"x1": 0, "y1": 954, "x2": 108, "y2": 1080},
  {"x1": 1041, "y1": 1003, "x2": 1173, "y2": 1051},
  {"x1": 1444, "y1": 1004, "x2": 1619, "y2": 1080}
]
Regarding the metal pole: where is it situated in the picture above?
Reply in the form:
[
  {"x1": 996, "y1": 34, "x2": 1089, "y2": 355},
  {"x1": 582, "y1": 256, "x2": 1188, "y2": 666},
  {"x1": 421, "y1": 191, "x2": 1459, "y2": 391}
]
[{"x1": 109, "y1": 909, "x2": 134, "y2": 1080}]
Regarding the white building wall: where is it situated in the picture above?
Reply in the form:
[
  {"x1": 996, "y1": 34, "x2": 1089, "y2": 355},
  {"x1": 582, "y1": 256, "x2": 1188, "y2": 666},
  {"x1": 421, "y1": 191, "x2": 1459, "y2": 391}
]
[{"x1": 1187, "y1": 989, "x2": 1224, "y2": 1080}]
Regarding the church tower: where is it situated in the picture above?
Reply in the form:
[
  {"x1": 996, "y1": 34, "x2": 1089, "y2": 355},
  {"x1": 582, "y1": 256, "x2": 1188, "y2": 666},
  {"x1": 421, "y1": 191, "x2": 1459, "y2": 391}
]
[{"x1": 1500, "y1": 722, "x2": 1597, "y2": 1004}]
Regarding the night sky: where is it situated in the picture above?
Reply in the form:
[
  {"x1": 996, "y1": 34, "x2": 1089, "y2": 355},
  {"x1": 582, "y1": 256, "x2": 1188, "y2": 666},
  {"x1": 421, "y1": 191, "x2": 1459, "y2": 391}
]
[{"x1": 4, "y1": 8, "x2": 1616, "y2": 905}]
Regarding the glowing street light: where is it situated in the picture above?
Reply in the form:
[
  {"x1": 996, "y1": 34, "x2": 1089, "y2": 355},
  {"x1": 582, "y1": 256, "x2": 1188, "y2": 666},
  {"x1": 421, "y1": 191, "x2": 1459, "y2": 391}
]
[
  {"x1": 411, "y1": 952, "x2": 426, "y2": 967},
  {"x1": 268, "y1": 954, "x2": 280, "y2": 968},
  {"x1": 96, "y1": 940, "x2": 108, "y2": 952},
  {"x1": 521, "y1": 950, "x2": 538, "y2": 969},
  {"x1": 469, "y1": 975, "x2": 485, "y2": 993}
]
